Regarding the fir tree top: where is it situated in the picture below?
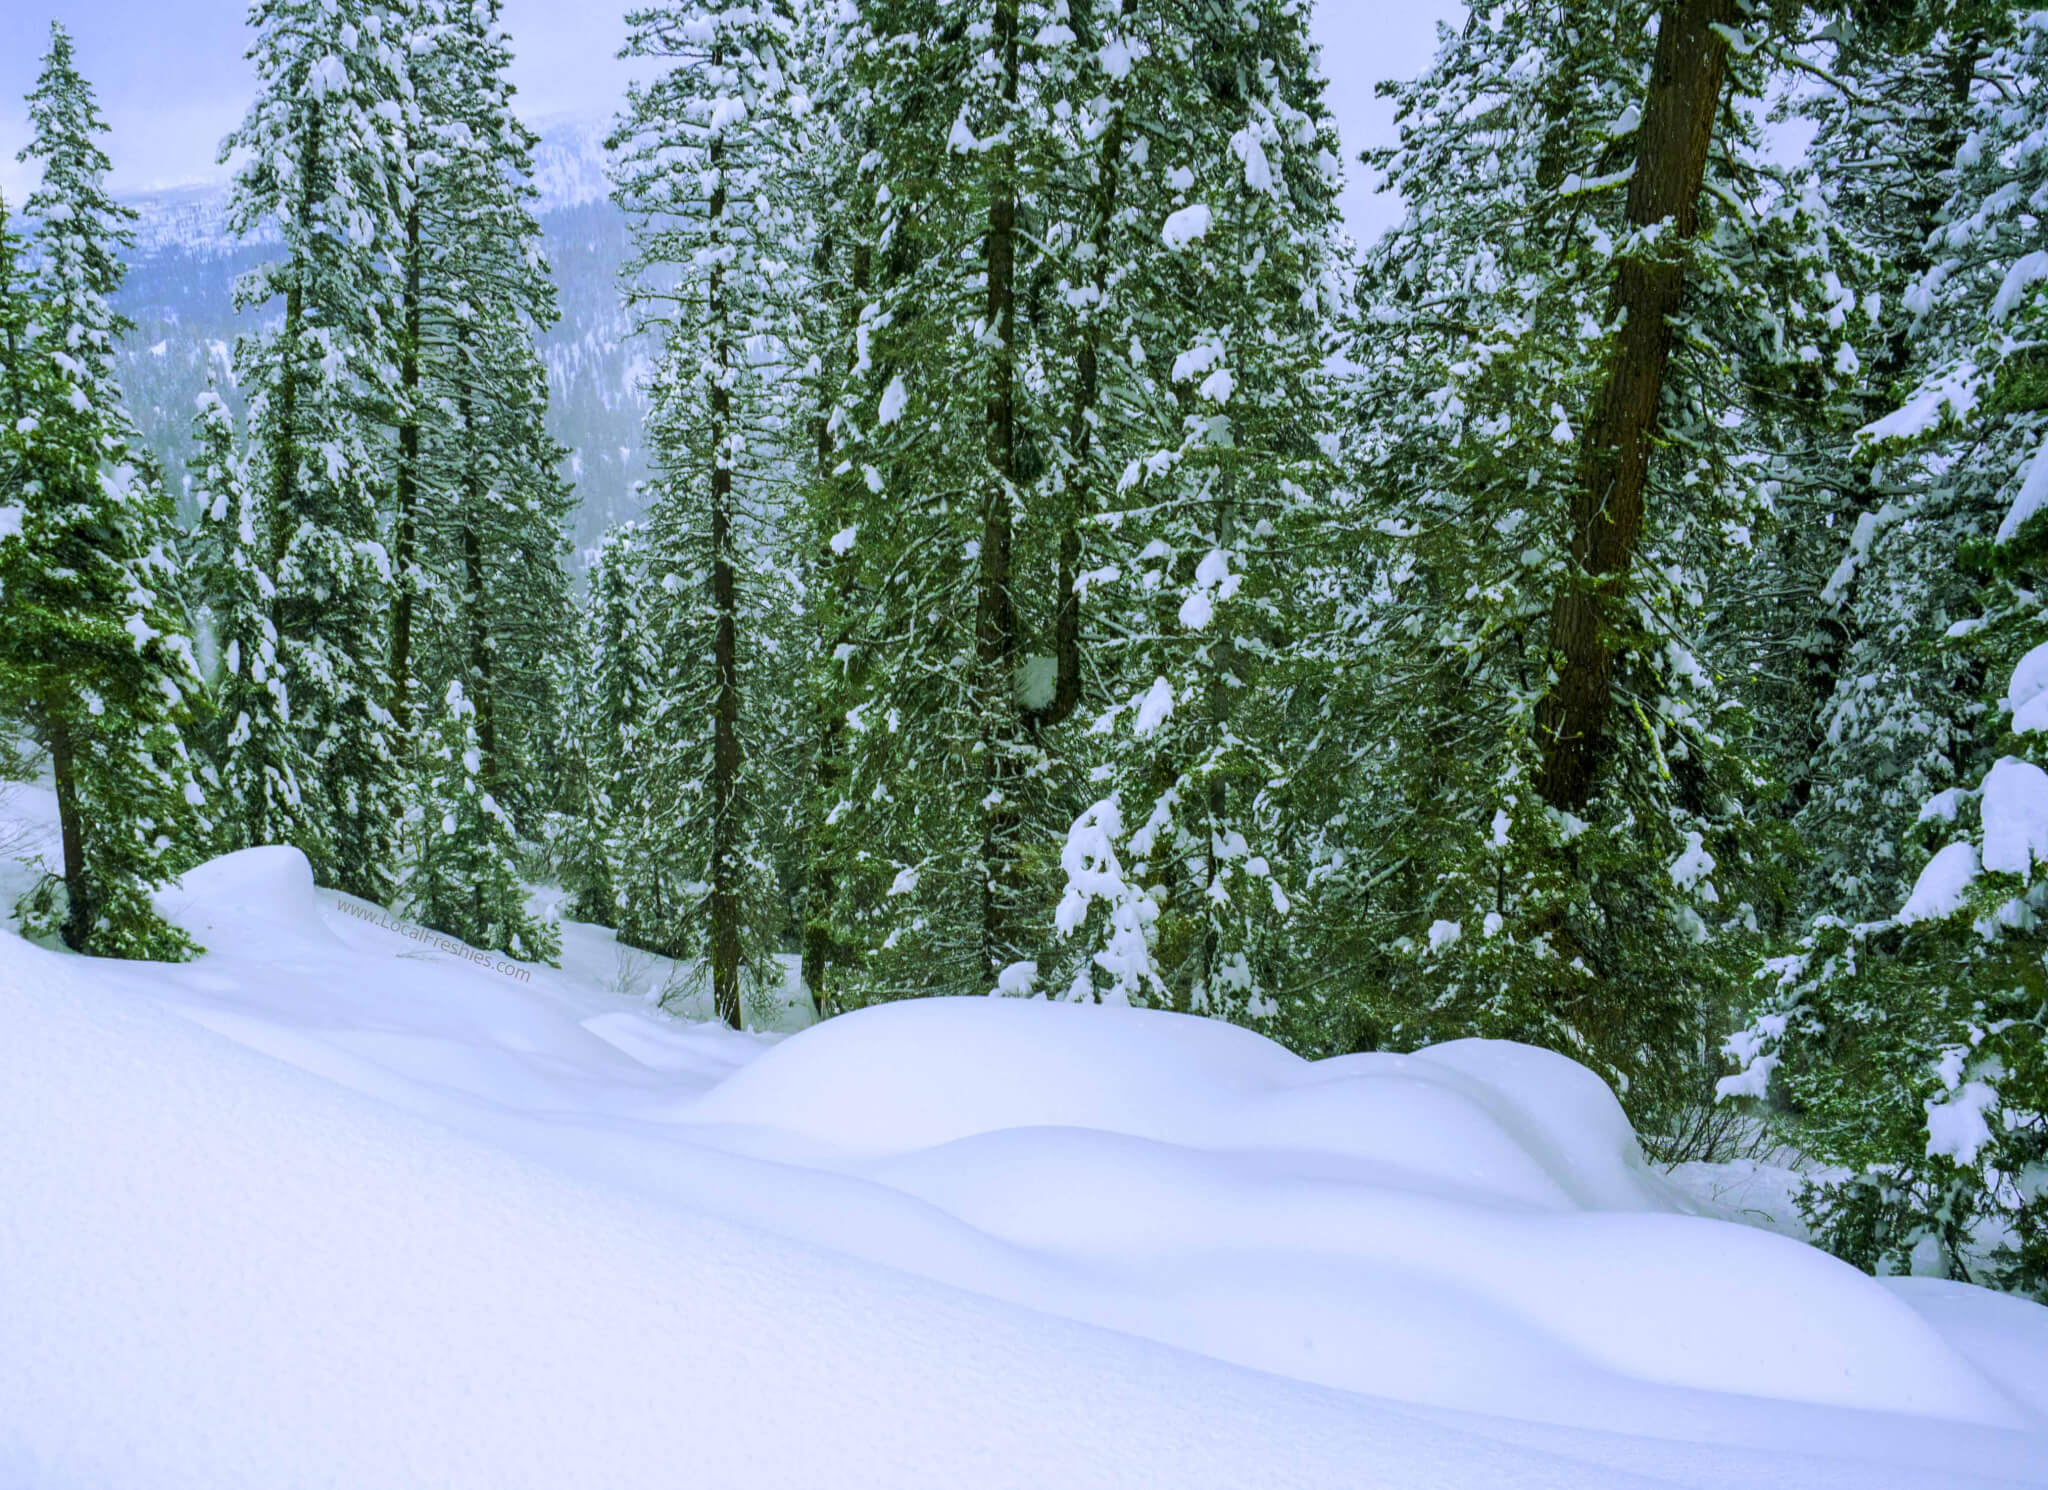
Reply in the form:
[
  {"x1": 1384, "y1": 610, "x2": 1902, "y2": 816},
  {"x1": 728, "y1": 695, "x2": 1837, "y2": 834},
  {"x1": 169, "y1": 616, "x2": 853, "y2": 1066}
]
[{"x1": 19, "y1": 21, "x2": 138, "y2": 424}]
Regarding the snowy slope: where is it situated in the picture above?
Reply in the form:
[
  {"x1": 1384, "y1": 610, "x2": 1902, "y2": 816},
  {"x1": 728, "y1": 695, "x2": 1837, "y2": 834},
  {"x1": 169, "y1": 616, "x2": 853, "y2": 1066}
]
[{"x1": 2, "y1": 810, "x2": 2047, "y2": 1486}]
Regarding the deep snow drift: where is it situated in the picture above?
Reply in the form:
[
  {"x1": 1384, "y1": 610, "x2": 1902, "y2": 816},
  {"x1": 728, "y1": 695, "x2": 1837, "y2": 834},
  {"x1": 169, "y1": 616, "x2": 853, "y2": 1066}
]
[{"x1": 2, "y1": 827, "x2": 2046, "y2": 1488}]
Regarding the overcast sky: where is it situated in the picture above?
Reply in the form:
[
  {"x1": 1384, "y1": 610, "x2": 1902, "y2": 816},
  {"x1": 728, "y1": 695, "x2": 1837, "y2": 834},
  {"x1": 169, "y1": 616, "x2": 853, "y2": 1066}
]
[{"x1": 0, "y1": 3, "x2": 1465, "y2": 244}]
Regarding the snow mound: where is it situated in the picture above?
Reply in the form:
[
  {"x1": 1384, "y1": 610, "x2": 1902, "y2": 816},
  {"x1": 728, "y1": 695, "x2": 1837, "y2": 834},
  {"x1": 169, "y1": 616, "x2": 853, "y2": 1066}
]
[
  {"x1": 693, "y1": 999, "x2": 1670, "y2": 1211},
  {"x1": 157, "y1": 845, "x2": 341, "y2": 948},
  {"x1": 688, "y1": 998, "x2": 2017, "y2": 1423},
  {"x1": 6, "y1": 818, "x2": 2046, "y2": 1484},
  {"x1": 1881, "y1": 1278, "x2": 2048, "y2": 1420},
  {"x1": 8, "y1": 935, "x2": 1612, "y2": 1490}
]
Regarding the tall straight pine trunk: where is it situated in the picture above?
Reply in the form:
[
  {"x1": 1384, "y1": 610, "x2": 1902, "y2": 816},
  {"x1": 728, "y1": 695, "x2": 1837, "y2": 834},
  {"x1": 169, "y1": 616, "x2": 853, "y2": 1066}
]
[
  {"x1": 801, "y1": 237, "x2": 871, "y2": 1017},
  {"x1": 391, "y1": 198, "x2": 423, "y2": 742},
  {"x1": 976, "y1": 0, "x2": 1024, "y2": 980},
  {"x1": 1535, "y1": 0, "x2": 1738, "y2": 810},
  {"x1": 708, "y1": 117, "x2": 743, "y2": 1031}
]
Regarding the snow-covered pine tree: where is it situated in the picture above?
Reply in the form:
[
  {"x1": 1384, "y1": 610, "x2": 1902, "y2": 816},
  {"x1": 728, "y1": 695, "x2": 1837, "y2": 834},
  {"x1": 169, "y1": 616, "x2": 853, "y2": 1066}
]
[
  {"x1": 222, "y1": 0, "x2": 406, "y2": 901},
  {"x1": 185, "y1": 384, "x2": 314, "y2": 856},
  {"x1": 0, "y1": 186, "x2": 39, "y2": 515},
  {"x1": 0, "y1": 24, "x2": 208, "y2": 958},
  {"x1": 1792, "y1": 9, "x2": 2007, "y2": 920},
  {"x1": 803, "y1": 0, "x2": 1115, "y2": 1001},
  {"x1": 1726, "y1": 6, "x2": 2048, "y2": 1299},
  {"x1": 783, "y1": 3, "x2": 868, "y2": 1017},
  {"x1": 1047, "y1": 0, "x2": 1347, "y2": 1016},
  {"x1": 1301, "y1": 1, "x2": 1857, "y2": 1121},
  {"x1": 389, "y1": 0, "x2": 569, "y2": 962},
  {"x1": 610, "y1": 0, "x2": 804, "y2": 1023},
  {"x1": 409, "y1": 677, "x2": 558, "y2": 962},
  {"x1": 548, "y1": 590, "x2": 619, "y2": 929},
  {"x1": 550, "y1": 522, "x2": 657, "y2": 930}
]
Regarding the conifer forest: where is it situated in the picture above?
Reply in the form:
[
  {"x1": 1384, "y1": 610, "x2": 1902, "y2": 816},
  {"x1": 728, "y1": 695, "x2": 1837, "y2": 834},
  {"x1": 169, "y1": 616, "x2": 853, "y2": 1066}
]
[{"x1": 3, "y1": 0, "x2": 2047, "y2": 1314}]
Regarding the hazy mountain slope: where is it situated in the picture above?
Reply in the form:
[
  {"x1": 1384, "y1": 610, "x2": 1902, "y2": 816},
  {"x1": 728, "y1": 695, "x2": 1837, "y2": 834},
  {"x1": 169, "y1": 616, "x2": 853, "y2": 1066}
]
[{"x1": 111, "y1": 116, "x2": 651, "y2": 564}]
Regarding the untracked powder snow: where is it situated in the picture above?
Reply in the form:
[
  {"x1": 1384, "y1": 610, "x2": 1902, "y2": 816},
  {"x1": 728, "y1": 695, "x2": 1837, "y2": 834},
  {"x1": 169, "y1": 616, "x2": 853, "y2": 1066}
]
[{"x1": 2, "y1": 815, "x2": 2046, "y2": 1488}]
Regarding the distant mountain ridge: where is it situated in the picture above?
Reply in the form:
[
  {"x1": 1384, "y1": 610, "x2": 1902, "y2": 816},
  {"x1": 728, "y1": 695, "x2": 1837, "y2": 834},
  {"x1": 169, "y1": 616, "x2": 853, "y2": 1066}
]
[
  {"x1": 112, "y1": 115, "x2": 650, "y2": 561},
  {"x1": 124, "y1": 114, "x2": 617, "y2": 255}
]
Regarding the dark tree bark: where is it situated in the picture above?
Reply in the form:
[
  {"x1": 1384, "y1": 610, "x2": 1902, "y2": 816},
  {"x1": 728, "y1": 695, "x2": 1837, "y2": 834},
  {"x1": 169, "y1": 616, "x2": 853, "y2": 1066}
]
[
  {"x1": 707, "y1": 116, "x2": 743, "y2": 1031},
  {"x1": 391, "y1": 197, "x2": 423, "y2": 742},
  {"x1": 1534, "y1": 0, "x2": 1740, "y2": 810},
  {"x1": 802, "y1": 238, "x2": 871, "y2": 1019},
  {"x1": 45, "y1": 703, "x2": 92, "y2": 951},
  {"x1": 976, "y1": 0, "x2": 1025, "y2": 979}
]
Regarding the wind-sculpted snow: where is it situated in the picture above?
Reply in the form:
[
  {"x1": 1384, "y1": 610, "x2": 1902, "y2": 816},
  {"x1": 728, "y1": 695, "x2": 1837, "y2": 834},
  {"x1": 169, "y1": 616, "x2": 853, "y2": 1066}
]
[
  {"x1": 1, "y1": 828, "x2": 2046, "y2": 1488},
  {"x1": 689, "y1": 998, "x2": 2016, "y2": 1422}
]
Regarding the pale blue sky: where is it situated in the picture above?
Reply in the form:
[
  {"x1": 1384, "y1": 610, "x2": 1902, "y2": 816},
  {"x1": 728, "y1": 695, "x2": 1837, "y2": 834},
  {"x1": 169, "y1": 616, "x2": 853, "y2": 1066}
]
[{"x1": 0, "y1": 2, "x2": 1464, "y2": 244}]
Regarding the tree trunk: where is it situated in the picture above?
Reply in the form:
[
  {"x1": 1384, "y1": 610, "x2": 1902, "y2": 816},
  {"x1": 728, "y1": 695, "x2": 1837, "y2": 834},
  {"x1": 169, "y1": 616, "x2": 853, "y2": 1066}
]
[
  {"x1": 802, "y1": 239, "x2": 871, "y2": 1019},
  {"x1": 1534, "y1": 0, "x2": 1739, "y2": 811},
  {"x1": 976, "y1": 0, "x2": 1024, "y2": 980},
  {"x1": 708, "y1": 116, "x2": 744, "y2": 1032},
  {"x1": 458, "y1": 344, "x2": 498, "y2": 790},
  {"x1": 391, "y1": 197, "x2": 423, "y2": 742},
  {"x1": 45, "y1": 703, "x2": 92, "y2": 951}
]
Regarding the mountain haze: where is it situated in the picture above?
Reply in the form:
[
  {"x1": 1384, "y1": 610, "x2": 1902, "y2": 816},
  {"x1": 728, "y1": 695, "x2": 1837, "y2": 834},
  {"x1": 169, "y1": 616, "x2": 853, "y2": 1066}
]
[{"x1": 111, "y1": 115, "x2": 649, "y2": 562}]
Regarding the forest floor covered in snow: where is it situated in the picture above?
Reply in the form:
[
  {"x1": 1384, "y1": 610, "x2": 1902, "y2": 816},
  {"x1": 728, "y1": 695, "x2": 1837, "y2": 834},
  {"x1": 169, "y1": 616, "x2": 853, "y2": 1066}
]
[{"x1": 2, "y1": 784, "x2": 2047, "y2": 1488}]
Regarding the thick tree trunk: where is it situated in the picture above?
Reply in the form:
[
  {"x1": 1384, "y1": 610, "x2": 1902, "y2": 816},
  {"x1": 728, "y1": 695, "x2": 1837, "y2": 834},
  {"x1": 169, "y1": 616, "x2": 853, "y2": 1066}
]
[
  {"x1": 976, "y1": 0, "x2": 1025, "y2": 980},
  {"x1": 45, "y1": 703, "x2": 92, "y2": 951},
  {"x1": 802, "y1": 240, "x2": 871, "y2": 1019},
  {"x1": 1534, "y1": 0, "x2": 1739, "y2": 811},
  {"x1": 708, "y1": 121, "x2": 744, "y2": 1032},
  {"x1": 391, "y1": 198, "x2": 423, "y2": 742}
]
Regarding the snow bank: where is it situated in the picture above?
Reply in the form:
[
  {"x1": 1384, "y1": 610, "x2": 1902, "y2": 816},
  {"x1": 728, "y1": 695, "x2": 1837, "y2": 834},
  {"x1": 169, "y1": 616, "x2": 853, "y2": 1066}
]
[
  {"x1": 2009, "y1": 640, "x2": 2048, "y2": 734},
  {"x1": 3, "y1": 935, "x2": 1623, "y2": 1490},
  {"x1": 156, "y1": 844, "x2": 342, "y2": 947},
  {"x1": 694, "y1": 1000, "x2": 1665, "y2": 1211},
  {"x1": 1881, "y1": 1278, "x2": 2048, "y2": 1421},
  {"x1": 1982, "y1": 755, "x2": 2048, "y2": 875},
  {"x1": 690, "y1": 998, "x2": 2012, "y2": 1423},
  {"x1": 5, "y1": 824, "x2": 2048, "y2": 1487},
  {"x1": 1998, "y1": 435, "x2": 2048, "y2": 544}
]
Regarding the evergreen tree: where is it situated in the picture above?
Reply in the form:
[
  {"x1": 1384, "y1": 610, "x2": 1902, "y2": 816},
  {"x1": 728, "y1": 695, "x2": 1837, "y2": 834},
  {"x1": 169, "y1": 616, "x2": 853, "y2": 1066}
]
[
  {"x1": 611, "y1": 0, "x2": 804, "y2": 1023},
  {"x1": 186, "y1": 384, "x2": 314, "y2": 855},
  {"x1": 0, "y1": 24, "x2": 207, "y2": 958},
  {"x1": 1299, "y1": 1, "x2": 1856, "y2": 1123},
  {"x1": 797, "y1": 0, "x2": 1072, "y2": 1000},
  {"x1": 390, "y1": 0, "x2": 571, "y2": 960},
  {"x1": 222, "y1": 0, "x2": 406, "y2": 901},
  {"x1": 410, "y1": 677, "x2": 559, "y2": 962},
  {"x1": 1791, "y1": 12, "x2": 2005, "y2": 919},
  {"x1": 1727, "y1": 6, "x2": 2048, "y2": 1298},
  {"x1": 0, "y1": 187, "x2": 41, "y2": 522},
  {"x1": 548, "y1": 576, "x2": 621, "y2": 928},
  {"x1": 1049, "y1": 0, "x2": 1347, "y2": 1015}
]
